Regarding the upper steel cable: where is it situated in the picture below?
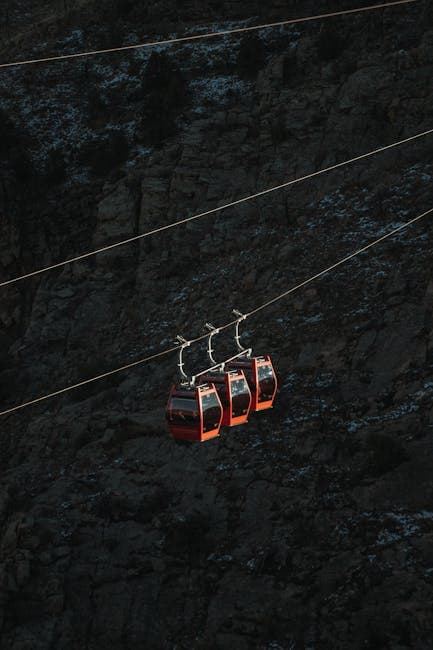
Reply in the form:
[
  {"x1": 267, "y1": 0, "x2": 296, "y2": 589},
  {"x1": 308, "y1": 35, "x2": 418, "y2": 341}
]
[
  {"x1": 1, "y1": 126, "x2": 432, "y2": 290},
  {"x1": 246, "y1": 206, "x2": 433, "y2": 317},
  {"x1": 0, "y1": 0, "x2": 416, "y2": 70},
  {"x1": 1, "y1": 204, "x2": 432, "y2": 418}
]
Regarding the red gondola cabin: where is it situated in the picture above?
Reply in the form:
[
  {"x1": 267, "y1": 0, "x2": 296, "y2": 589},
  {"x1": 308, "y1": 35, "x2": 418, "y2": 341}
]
[
  {"x1": 199, "y1": 369, "x2": 252, "y2": 427},
  {"x1": 226, "y1": 355, "x2": 277, "y2": 412},
  {"x1": 166, "y1": 383, "x2": 223, "y2": 442}
]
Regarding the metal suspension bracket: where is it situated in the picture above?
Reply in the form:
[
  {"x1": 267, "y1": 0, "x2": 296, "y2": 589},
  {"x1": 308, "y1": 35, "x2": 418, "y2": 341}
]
[
  {"x1": 191, "y1": 320, "x2": 253, "y2": 385},
  {"x1": 192, "y1": 348, "x2": 253, "y2": 386},
  {"x1": 175, "y1": 316, "x2": 253, "y2": 388},
  {"x1": 204, "y1": 322, "x2": 220, "y2": 365},
  {"x1": 175, "y1": 335, "x2": 191, "y2": 383},
  {"x1": 232, "y1": 309, "x2": 251, "y2": 358}
]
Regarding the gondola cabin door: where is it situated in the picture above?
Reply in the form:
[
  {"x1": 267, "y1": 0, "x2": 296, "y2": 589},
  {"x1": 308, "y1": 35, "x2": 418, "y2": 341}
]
[
  {"x1": 199, "y1": 369, "x2": 252, "y2": 427},
  {"x1": 226, "y1": 356, "x2": 277, "y2": 412},
  {"x1": 166, "y1": 384, "x2": 223, "y2": 442}
]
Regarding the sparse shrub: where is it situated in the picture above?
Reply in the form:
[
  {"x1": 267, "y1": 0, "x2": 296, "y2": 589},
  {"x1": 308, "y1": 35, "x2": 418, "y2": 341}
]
[
  {"x1": 317, "y1": 28, "x2": 346, "y2": 62},
  {"x1": 209, "y1": 0, "x2": 225, "y2": 10},
  {"x1": 261, "y1": 544, "x2": 293, "y2": 579},
  {"x1": 4, "y1": 482, "x2": 32, "y2": 516},
  {"x1": 370, "y1": 102, "x2": 390, "y2": 125},
  {"x1": 114, "y1": 0, "x2": 135, "y2": 18},
  {"x1": 363, "y1": 618, "x2": 391, "y2": 649},
  {"x1": 134, "y1": 487, "x2": 172, "y2": 523},
  {"x1": 77, "y1": 131, "x2": 130, "y2": 176},
  {"x1": 0, "y1": 365, "x2": 24, "y2": 409},
  {"x1": 43, "y1": 148, "x2": 67, "y2": 185},
  {"x1": 90, "y1": 491, "x2": 117, "y2": 520},
  {"x1": 366, "y1": 432, "x2": 408, "y2": 476},
  {"x1": 0, "y1": 110, "x2": 19, "y2": 158},
  {"x1": 86, "y1": 91, "x2": 109, "y2": 124},
  {"x1": 282, "y1": 52, "x2": 296, "y2": 83},
  {"x1": 0, "y1": 374, "x2": 12, "y2": 405},
  {"x1": 386, "y1": 240, "x2": 406, "y2": 260},
  {"x1": 164, "y1": 511, "x2": 210, "y2": 556},
  {"x1": 9, "y1": 151, "x2": 32, "y2": 183},
  {"x1": 237, "y1": 33, "x2": 266, "y2": 79},
  {"x1": 271, "y1": 114, "x2": 288, "y2": 144},
  {"x1": 247, "y1": 118, "x2": 261, "y2": 140},
  {"x1": 141, "y1": 51, "x2": 187, "y2": 145},
  {"x1": 291, "y1": 514, "x2": 316, "y2": 547},
  {"x1": 73, "y1": 428, "x2": 94, "y2": 452},
  {"x1": 0, "y1": 109, "x2": 32, "y2": 182}
]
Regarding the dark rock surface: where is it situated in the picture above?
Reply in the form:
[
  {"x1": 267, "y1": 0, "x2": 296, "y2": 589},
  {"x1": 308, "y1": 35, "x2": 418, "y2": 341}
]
[{"x1": 0, "y1": 0, "x2": 433, "y2": 648}]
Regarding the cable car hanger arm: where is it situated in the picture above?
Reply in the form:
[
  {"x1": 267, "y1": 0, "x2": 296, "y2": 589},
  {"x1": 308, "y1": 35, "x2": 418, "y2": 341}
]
[
  {"x1": 232, "y1": 309, "x2": 252, "y2": 358},
  {"x1": 204, "y1": 323, "x2": 220, "y2": 365},
  {"x1": 177, "y1": 323, "x2": 252, "y2": 386},
  {"x1": 192, "y1": 349, "x2": 252, "y2": 386},
  {"x1": 175, "y1": 335, "x2": 191, "y2": 382}
]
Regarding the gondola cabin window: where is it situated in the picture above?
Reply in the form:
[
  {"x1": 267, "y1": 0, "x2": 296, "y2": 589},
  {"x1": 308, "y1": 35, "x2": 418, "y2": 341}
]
[
  {"x1": 201, "y1": 391, "x2": 221, "y2": 432},
  {"x1": 257, "y1": 364, "x2": 277, "y2": 402},
  {"x1": 168, "y1": 396, "x2": 199, "y2": 426},
  {"x1": 230, "y1": 377, "x2": 251, "y2": 416}
]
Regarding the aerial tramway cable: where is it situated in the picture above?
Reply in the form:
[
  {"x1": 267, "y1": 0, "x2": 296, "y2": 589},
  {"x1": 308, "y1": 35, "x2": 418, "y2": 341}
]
[
  {"x1": 1, "y1": 126, "x2": 432, "y2": 290},
  {"x1": 1, "y1": 204, "x2": 432, "y2": 418},
  {"x1": 0, "y1": 0, "x2": 416, "y2": 70}
]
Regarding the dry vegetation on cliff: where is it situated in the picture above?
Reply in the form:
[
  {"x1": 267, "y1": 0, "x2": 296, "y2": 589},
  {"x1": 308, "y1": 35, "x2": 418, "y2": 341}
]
[{"x1": 0, "y1": 1, "x2": 433, "y2": 648}]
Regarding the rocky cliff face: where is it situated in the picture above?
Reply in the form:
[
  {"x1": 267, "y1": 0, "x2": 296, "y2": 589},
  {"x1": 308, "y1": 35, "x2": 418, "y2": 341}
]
[{"x1": 0, "y1": 1, "x2": 433, "y2": 648}]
